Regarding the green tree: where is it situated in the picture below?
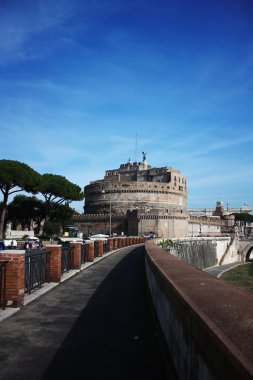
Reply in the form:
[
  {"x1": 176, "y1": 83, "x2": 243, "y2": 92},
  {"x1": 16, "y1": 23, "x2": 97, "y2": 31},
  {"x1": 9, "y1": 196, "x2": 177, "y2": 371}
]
[
  {"x1": 7, "y1": 195, "x2": 46, "y2": 233},
  {"x1": 232, "y1": 213, "x2": 253, "y2": 223},
  {"x1": 40, "y1": 174, "x2": 83, "y2": 221},
  {"x1": 0, "y1": 160, "x2": 42, "y2": 239},
  {"x1": 232, "y1": 213, "x2": 253, "y2": 234},
  {"x1": 48, "y1": 202, "x2": 75, "y2": 224},
  {"x1": 43, "y1": 220, "x2": 61, "y2": 238},
  {"x1": 42, "y1": 202, "x2": 76, "y2": 237}
]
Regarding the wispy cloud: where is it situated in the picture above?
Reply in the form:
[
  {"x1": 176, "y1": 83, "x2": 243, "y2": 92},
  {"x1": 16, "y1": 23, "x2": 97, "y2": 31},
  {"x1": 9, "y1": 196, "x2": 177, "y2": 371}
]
[
  {"x1": 0, "y1": 0, "x2": 252, "y2": 212},
  {"x1": 0, "y1": 0, "x2": 80, "y2": 63}
]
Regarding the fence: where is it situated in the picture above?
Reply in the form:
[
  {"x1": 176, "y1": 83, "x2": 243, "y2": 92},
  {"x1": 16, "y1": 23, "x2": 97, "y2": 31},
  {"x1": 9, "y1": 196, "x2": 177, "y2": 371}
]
[
  {"x1": 94, "y1": 241, "x2": 99, "y2": 258},
  {"x1": 61, "y1": 245, "x2": 72, "y2": 275},
  {"x1": 0, "y1": 261, "x2": 8, "y2": 309},
  {"x1": 1, "y1": 236, "x2": 147, "y2": 308},
  {"x1": 103, "y1": 241, "x2": 109, "y2": 254},
  {"x1": 25, "y1": 250, "x2": 50, "y2": 295},
  {"x1": 81, "y1": 243, "x2": 87, "y2": 264}
]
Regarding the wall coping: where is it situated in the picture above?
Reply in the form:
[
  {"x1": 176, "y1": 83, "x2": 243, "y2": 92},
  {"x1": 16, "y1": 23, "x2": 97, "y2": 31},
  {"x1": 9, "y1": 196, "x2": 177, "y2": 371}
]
[
  {"x1": 0, "y1": 250, "x2": 25, "y2": 254},
  {"x1": 45, "y1": 245, "x2": 62, "y2": 247},
  {"x1": 145, "y1": 240, "x2": 253, "y2": 377}
]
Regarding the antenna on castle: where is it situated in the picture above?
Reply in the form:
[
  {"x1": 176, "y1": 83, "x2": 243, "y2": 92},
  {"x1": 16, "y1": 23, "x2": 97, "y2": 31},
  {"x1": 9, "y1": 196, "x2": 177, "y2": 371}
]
[{"x1": 134, "y1": 132, "x2": 138, "y2": 162}]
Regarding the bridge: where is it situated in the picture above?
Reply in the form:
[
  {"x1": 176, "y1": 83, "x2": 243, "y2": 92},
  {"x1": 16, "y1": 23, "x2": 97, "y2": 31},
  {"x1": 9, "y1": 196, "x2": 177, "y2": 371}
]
[
  {"x1": 238, "y1": 239, "x2": 253, "y2": 262},
  {"x1": 0, "y1": 240, "x2": 253, "y2": 379}
]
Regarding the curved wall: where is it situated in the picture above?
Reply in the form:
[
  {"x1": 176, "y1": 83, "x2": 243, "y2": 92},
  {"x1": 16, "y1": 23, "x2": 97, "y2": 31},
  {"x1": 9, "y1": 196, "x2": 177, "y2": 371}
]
[
  {"x1": 145, "y1": 240, "x2": 253, "y2": 380},
  {"x1": 84, "y1": 181, "x2": 187, "y2": 215}
]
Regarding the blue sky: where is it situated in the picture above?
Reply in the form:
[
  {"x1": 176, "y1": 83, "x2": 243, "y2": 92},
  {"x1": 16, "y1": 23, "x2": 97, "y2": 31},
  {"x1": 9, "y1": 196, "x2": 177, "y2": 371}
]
[{"x1": 1, "y1": 0, "x2": 253, "y2": 212}]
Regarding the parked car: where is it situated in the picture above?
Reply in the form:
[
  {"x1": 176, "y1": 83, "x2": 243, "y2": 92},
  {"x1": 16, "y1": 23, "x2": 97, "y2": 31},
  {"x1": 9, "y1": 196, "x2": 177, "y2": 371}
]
[{"x1": 3, "y1": 240, "x2": 17, "y2": 248}]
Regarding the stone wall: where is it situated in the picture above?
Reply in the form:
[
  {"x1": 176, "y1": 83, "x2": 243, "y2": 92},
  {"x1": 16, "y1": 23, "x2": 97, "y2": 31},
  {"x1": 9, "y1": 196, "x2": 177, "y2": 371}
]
[
  {"x1": 163, "y1": 237, "x2": 240, "y2": 269},
  {"x1": 145, "y1": 240, "x2": 253, "y2": 380},
  {"x1": 84, "y1": 180, "x2": 187, "y2": 215}
]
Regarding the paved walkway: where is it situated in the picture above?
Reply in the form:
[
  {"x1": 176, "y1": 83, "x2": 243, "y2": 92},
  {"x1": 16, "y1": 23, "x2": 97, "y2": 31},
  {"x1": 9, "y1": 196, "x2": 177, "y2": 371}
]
[
  {"x1": 204, "y1": 262, "x2": 250, "y2": 278},
  {"x1": 0, "y1": 245, "x2": 176, "y2": 380}
]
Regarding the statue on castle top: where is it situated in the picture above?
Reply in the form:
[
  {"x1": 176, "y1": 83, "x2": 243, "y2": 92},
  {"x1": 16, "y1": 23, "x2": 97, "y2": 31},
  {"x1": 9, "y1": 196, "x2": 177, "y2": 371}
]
[{"x1": 142, "y1": 152, "x2": 147, "y2": 162}]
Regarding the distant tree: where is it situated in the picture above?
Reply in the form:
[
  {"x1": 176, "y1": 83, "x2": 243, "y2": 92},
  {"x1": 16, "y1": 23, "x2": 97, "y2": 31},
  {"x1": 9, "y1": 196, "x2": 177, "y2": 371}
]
[
  {"x1": 40, "y1": 174, "x2": 83, "y2": 222},
  {"x1": 0, "y1": 160, "x2": 42, "y2": 239},
  {"x1": 48, "y1": 202, "x2": 75, "y2": 224},
  {"x1": 42, "y1": 202, "x2": 76, "y2": 236},
  {"x1": 43, "y1": 220, "x2": 61, "y2": 238},
  {"x1": 232, "y1": 213, "x2": 253, "y2": 234},
  {"x1": 7, "y1": 195, "x2": 46, "y2": 233},
  {"x1": 232, "y1": 213, "x2": 253, "y2": 223}
]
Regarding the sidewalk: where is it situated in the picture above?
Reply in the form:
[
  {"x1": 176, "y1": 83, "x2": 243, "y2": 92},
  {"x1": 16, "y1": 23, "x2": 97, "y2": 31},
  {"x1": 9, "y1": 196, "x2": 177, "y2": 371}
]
[
  {"x1": 0, "y1": 245, "x2": 175, "y2": 380},
  {"x1": 0, "y1": 248, "x2": 121, "y2": 323}
]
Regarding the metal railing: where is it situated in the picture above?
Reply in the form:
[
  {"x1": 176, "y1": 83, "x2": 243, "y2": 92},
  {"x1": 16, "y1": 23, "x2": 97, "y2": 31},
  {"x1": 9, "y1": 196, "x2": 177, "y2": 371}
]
[
  {"x1": 81, "y1": 243, "x2": 87, "y2": 264},
  {"x1": 25, "y1": 250, "x2": 50, "y2": 295},
  {"x1": 103, "y1": 240, "x2": 109, "y2": 254},
  {"x1": 94, "y1": 241, "x2": 99, "y2": 258},
  {"x1": 61, "y1": 245, "x2": 72, "y2": 274},
  {"x1": 0, "y1": 260, "x2": 8, "y2": 309}
]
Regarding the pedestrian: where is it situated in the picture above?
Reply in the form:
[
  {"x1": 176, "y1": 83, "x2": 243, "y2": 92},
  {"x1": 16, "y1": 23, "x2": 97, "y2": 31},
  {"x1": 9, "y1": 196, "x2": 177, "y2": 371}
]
[{"x1": 0, "y1": 241, "x2": 5, "y2": 250}]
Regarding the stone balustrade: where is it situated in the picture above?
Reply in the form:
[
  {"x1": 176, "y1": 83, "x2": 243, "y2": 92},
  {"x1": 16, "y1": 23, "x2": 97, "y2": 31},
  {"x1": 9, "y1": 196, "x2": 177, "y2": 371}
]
[{"x1": 145, "y1": 240, "x2": 253, "y2": 379}]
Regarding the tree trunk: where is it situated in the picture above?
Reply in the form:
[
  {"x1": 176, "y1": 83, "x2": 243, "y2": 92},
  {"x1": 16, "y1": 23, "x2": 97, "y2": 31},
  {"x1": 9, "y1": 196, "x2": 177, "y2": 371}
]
[
  {"x1": 0, "y1": 193, "x2": 9, "y2": 240},
  {"x1": 0, "y1": 206, "x2": 6, "y2": 240}
]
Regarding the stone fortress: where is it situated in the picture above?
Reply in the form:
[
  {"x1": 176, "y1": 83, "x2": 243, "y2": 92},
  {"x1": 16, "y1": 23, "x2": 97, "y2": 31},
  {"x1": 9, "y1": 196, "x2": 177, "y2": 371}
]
[
  {"x1": 72, "y1": 154, "x2": 252, "y2": 238},
  {"x1": 74, "y1": 154, "x2": 186, "y2": 237},
  {"x1": 84, "y1": 153, "x2": 187, "y2": 216}
]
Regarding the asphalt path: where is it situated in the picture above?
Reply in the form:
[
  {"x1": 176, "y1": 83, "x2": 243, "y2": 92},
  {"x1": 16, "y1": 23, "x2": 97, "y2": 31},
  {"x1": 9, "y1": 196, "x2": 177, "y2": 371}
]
[
  {"x1": 0, "y1": 245, "x2": 176, "y2": 380},
  {"x1": 204, "y1": 262, "x2": 249, "y2": 278}
]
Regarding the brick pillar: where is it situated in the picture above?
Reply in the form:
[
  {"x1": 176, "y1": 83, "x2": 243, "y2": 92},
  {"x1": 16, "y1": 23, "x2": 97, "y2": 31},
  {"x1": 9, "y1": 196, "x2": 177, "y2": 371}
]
[
  {"x1": 0, "y1": 250, "x2": 25, "y2": 308},
  {"x1": 86, "y1": 242, "x2": 94, "y2": 262},
  {"x1": 108, "y1": 238, "x2": 113, "y2": 252},
  {"x1": 117, "y1": 238, "x2": 122, "y2": 249},
  {"x1": 70, "y1": 243, "x2": 81, "y2": 269},
  {"x1": 125, "y1": 237, "x2": 130, "y2": 246},
  {"x1": 45, "y1": 245, "x2": 62, "y2": 283},
  {"x1": 97, "y1": 240, "x2": 103, "y2": 257}
]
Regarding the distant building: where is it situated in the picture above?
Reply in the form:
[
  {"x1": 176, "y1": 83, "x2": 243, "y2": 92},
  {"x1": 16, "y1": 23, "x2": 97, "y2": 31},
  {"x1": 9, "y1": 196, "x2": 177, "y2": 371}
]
[
  {"x1": 188, "y1": 201, "x2": 252, "y2": 236},
  {"x1": 188, "y1": 201, "x2": 252, "y2": 217}
]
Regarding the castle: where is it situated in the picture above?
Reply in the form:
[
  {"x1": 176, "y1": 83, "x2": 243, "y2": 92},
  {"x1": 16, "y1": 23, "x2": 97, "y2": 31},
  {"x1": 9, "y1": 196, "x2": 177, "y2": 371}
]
[
  {"x1": 72, "y1": 155, "x2": 252, "y2": 238},
  {"x1": 75, "y1": 154, "x2": 189, "y2": 237}
]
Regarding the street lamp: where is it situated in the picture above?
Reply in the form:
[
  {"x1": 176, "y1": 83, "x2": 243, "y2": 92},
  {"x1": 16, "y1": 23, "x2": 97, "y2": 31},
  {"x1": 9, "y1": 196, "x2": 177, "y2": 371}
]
[
  {"x1": 102, "y1": 187, "x2": 112, "y2": 237},
  {"x1": 109, "y1": 192, "x2": 112, "y2": 238}
]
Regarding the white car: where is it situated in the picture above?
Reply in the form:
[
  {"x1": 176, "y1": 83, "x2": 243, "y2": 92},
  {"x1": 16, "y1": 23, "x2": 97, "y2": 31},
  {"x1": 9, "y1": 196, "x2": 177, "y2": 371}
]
[{"x1": 4, "y1": 240, "x2": 17, "y2": 248}]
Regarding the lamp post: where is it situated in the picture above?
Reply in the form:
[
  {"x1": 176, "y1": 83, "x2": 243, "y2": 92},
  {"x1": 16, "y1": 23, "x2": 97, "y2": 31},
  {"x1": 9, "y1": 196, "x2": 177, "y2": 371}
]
[
  {"x1": 102, "y1": 187, "x2": 112, "y2": 237},
  {"x1": 109, "y1": 191, "x2": 112, "y2": 238}
]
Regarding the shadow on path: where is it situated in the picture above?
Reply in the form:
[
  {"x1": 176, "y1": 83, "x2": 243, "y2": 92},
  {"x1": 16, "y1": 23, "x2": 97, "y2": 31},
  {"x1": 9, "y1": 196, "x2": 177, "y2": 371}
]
[
  {"x1": 0, "y1": 246, "x2": 176, "y2": 380},
  {"x1": 40, "y1": 246, "x2": 170, "y2": 379}
]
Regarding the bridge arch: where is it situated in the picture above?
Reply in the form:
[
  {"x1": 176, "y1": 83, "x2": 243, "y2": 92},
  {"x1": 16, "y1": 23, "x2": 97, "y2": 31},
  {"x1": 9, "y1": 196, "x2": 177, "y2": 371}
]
[{"x1": 242, "y1": 243, "x2": 253, "y2": 262}]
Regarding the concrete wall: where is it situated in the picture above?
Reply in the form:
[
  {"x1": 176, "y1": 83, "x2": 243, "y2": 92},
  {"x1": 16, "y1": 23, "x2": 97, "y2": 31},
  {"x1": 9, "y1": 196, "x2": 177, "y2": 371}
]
[
  {"x1": 5, "y1": 230, "x2": 34, "y2": 239},
  {"x1": 145, "y1": 240, "x2": 253, "y2": 380},
  {"x1": 163, "y1": 237, "x2": 240, "y2": 269}
]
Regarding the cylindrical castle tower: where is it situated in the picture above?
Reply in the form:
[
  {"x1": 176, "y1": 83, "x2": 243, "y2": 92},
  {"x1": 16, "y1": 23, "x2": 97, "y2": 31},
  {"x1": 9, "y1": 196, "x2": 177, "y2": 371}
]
[{"x1": 84, "y1": 157, "x2": 187, "y2": 216}]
